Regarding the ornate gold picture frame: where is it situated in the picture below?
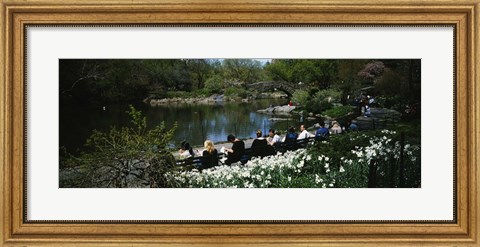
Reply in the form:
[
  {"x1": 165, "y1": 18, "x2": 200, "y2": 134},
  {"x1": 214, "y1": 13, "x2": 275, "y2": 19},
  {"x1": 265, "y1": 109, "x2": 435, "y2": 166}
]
[{"x1": 1, "y1": 0, "x2": 478, "y2": 246}]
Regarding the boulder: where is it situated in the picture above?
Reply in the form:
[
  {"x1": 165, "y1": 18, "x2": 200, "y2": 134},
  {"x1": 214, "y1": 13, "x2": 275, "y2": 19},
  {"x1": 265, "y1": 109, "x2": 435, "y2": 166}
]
[
  {"x1": 257, "y1": 105, "x2": 296, "y2": 115},
  {"x1": 274, "y1": 105, "x2": 296, "y2": 113},
  {"x1": 352, "y1": 108, "x2": 401, "y2": 130},
  {"x1": 352, "y1": 117, "x2": 386, "y2": 130},
  {"x1": 268, "y1": 118, "x2": 288, "y2": 122},
  {"x1": 369, "y1": 108, "x2": 402, "y2": 121}
]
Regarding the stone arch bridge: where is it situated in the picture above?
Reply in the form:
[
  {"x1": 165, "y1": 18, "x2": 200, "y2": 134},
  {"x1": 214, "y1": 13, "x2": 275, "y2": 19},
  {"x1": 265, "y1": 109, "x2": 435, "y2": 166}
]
[{"x1": 246, "y1": 81, "x2": 298, "y2": 97}]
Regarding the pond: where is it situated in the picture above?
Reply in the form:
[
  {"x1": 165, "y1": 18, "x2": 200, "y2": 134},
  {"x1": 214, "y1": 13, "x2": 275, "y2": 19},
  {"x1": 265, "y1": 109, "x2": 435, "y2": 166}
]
[{"x1": 60, "y1": 99, "x2": 318, "y2": 154}]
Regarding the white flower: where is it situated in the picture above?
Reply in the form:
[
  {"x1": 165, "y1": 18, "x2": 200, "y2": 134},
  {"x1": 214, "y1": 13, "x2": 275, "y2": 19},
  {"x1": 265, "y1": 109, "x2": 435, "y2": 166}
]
[
  {"x1": 288, "y1": 177, "x2": 291, "y2": 182},
  {"x1": 306, "y1": 155, "x2": 312, "y2": 161},
  {"x1": 326, "y1": 168, "x2": 330, "y2": 173},
  {"x1": 297, "y1": 160, "x2": 304, "y2": 168},
  {"x1": 329, "y1": 183, "x2": 334, "y2": 187},
  {"x1": 339, "y1": 166, "x2": 345, "y2": 173},
  {"x1": 325, "y1": 157, "x2": 330, "y2": 161}
]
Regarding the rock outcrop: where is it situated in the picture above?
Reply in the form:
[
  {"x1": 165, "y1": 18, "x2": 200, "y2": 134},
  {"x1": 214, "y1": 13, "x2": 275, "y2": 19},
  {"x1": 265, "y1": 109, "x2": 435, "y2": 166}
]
[
  {"x1": 352, "y1": 108, "x2": 402, "y2": 130},
  {"x1": 257, "y1": 105, "x2": 296, "y2": 116},
  {"x1": 149, "y1": 94, "x2": 225, "y2": 106}
]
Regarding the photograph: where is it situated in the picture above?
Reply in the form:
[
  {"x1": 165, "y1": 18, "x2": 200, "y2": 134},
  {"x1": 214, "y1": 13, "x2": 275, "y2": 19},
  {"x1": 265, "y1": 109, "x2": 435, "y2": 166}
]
[
  {"x1": 59, "y1": 59, "x2": 421, "y2": 188},
  {"x1": 2, "y1": 0, "x2": 477, "y2": 245}
]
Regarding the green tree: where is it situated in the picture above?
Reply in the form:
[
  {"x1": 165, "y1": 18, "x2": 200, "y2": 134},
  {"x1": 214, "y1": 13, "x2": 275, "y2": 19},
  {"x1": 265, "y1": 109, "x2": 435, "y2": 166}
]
[
  {"x1": 204, "y1": 74, "x2": 225, "y2": 94},
  {"x1": 265, "y1": 59, "x2": 338, "y2": 89},
  {"x1": 222, "y1": 59, "x2": 263, "y2": 84},
  {"x1": 264, "y1": 59, "x2": 295, "y2": 82},
  {"x1": 379, "y1": 59, "x2": 421, "y2": 100},
  {"x1": 60, "y1": 59, "x2": 151, "y2": 105},
  {"x1": 141, "y1": 59, "x2": 192, "y2": 92},
  {"x1": 334, "y1": 59, "x2": 369, "y2": 104},
  {"x1": 185, "y1": 59, "x2": 214, "y2": 90}
]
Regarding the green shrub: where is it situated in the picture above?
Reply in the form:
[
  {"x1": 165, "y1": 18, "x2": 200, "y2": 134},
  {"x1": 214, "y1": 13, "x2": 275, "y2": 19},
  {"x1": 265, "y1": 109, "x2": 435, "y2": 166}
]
[
  {"x1": 165, "y1": 91, "x2": 193, "y2": 98},
  {"x1": 59, "y1": 105, "x2": 178, "y2": 188},
  {"x1": 308, "y1": 129, "x2": 421, "y2": 188},
  {"x1": 292, "y1": 89, "x2": 310, "y2": 106},
  {"x1": 322, "y1": 105, "x2": 356, "y2": 118},
  {"x1": 204, "y1": 74, "x2": 224, "y2": 94},
  {"x1": 192, "y1": 88, "x2": 213, "y2": 97},
  {"x1": 310, "y1": 89, "x2": 342, "y2": 112},
  {"x1": 224, "y1": 87, "x2": 248, "y2": 98}
]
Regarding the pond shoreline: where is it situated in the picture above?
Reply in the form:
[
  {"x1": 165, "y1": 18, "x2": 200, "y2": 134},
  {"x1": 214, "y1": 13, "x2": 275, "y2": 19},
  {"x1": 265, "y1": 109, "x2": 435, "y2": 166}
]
[{"x1": 146, "y1": 92, "x2": 287, "y2": 106}]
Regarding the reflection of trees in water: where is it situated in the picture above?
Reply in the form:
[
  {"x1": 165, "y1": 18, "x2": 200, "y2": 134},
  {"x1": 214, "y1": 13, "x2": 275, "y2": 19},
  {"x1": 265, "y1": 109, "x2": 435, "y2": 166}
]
[
  {"x1": 60, "y1": 99, "x2": 292, "y2": 152},
  {"x1": 150, "y1": 101, "x2": 313, "y2": 146}
]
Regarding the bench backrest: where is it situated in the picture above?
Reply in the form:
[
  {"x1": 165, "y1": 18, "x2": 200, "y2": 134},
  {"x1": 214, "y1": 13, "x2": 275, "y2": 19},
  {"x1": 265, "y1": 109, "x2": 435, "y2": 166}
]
[{"x1": 176, "y1": 136, "x2": 317, "y2": 167}]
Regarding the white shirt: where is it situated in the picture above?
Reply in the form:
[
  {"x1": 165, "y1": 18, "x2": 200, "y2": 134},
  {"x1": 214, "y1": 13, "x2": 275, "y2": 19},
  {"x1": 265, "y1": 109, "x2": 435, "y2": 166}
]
[
  {"x1": 298, "y1": 130, "x2": 311, "y2": 139},
  {"x1": 179, "y1": 150, "x2": 192, "y2": 158},
  {"x1": 270, "y1": 134, "x2": 281, "y2": 144},
  {"x1": 330, "y1": 126, "x2": 342, "y2": 134}
]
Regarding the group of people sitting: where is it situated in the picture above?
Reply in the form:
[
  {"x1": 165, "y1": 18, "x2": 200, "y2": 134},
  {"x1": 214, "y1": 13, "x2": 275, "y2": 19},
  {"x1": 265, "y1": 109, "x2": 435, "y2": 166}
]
[
  {"x1": 178, "y1": 121, "x2": 359, "y2": 169},
  {"x1": 179, "y1": 140, "x2": 219, "y2": 169}
]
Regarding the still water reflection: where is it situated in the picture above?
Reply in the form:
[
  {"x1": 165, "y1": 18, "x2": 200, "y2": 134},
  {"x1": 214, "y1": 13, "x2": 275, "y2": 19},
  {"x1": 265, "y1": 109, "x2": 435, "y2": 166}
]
[{"x1": 60, "y1": 99, "x2": 316, "y2": 153}]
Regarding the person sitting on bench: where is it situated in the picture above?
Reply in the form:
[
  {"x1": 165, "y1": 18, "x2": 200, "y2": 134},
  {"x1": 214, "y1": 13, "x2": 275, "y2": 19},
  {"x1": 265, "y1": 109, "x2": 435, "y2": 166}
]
[
  {"x1": 200, "y1": 140, "x2": 218, "y2": 170},
  {"x1": 224, "y1": 134, "x2": 245, "y2": 165},
  {"x1": 179, "y1": 141, "x2": 195, "y2": 159},
  {"x1": 251, "y1": 130, "x2": 268, "y2": 157},
  {"x1": 282, "y1": 126, "x2": 298, "y2": 151},
  {"x1": 315, "y1": 124, "x2": 330, "y2": 141}
]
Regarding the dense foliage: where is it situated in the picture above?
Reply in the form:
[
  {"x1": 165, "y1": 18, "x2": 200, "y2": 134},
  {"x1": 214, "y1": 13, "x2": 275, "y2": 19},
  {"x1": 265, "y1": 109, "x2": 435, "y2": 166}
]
[
  {"x1": 293, "y1": 88, "x2": 343, "y2": 114},
  {"x1": 60, "y1": 59, "x2": 421, "y2": 108},
  {"x1": 321, "y1": 105, "x2": 356, "y2": 118},
  {"x1": 60, "y1": 106, "x2": 178, "y2": 188}
]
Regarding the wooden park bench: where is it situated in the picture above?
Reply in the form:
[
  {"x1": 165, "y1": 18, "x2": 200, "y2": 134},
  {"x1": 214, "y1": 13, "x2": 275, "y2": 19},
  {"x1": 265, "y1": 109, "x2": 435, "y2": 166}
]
[{"x1": 176, "y1": 136, "x2": 317, "y2": 169}]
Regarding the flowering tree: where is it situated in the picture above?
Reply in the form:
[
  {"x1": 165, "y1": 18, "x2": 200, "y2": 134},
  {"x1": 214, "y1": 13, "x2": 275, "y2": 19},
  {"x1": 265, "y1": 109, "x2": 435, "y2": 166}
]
[{"x1": 358, "y1": 61, "x2": 385, "y2": 82}]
